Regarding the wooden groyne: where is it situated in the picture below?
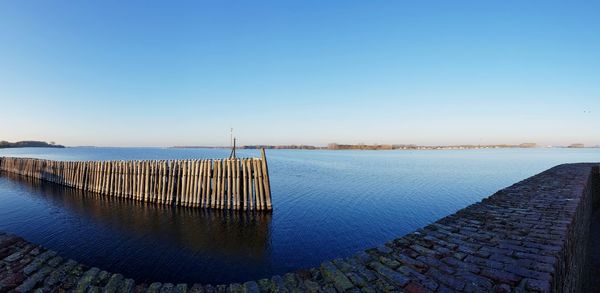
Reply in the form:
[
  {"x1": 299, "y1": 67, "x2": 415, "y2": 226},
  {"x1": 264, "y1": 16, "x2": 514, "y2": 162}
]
[{"x1": 0, "y1": 150, "x2": 272, "y2": 211}]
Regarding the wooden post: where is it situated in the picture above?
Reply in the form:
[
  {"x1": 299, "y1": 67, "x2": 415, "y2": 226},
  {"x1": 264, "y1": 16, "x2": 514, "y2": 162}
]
[
  {"x1": 109, "y1": 161, "x2": 115, "y2": 196},
  {"x1": 246, "y1": 159, "x2": 254, "y2": 210},
  {"x1": 220, "y1": 160, "x2": 226, "y2": 209},
  {"x1": 167, "y1": 160, "x2": 174, "y2": 205},
  {"x1": 260, "y1": 149, "x2": 273, "y2": 210},
  {"x1": 91, "y1": 161, "x2": 95, "y2": 192},
  {"x1": 196, "y1": 160, "x2": 202, "y2": 207},
  {"x1": 180, "y1": 160, "x2": 191, "y2": 206},
  {"x1": 188, "y1": 159, "x2": 195, "y2": 206},
  {"x1": 124, "y1": 161, "x2": 130, "y2": 198},
  {"x1": 192, "y1": 160, "x2": 199, "y2": 207},
  {"x1": 202, "y1": 160, "x2": 208, "y2": 207},
  {"x1": 135, "y1": 161, "x2": 140, "y2": 200},
  {"x1": 103, "y1": 161, "x2": 108, "y2": 195},
  {"x1": 242, "y1": 158, "x2": 248, "y2": 210},
  {"x1": 105, "y1": 161, "x2": 110, "y2": 195},
  {"x1": 174, "y1": 160, "x2": 179, "y2": 205},
  {"x1": 139, "y1": 160, "x2": 144, "y2": 201},
  {"x1": 233, "y1": 159, "x2": 240, "y2": 210},
  {"x1": 162, "y1": 160, "x2": 168, "y2": 204},
  {"x1": 118, "y1": 161, "x2": 124, "y2": 198},
  {"x1": 108, "y1": 161, "x2": 113, "y2": 195},
  {"x1": 156, "y1": 161, "x2": 162, "y2": 204},
  {"x1": 143, "y1": 161, "x2": 150, "y2": 202},
  {"x1": 98, "y1": 161, "x2": 103, "y2": 194},
  {"x1": 226, "y1": 159, "x2": 232, "y2": 209},
  {"x1": 149, "y1": 161, "x2": 155, "y2": 203},
  {"x1": 188, "y1": 160, "x2": 195, "y2": 206},
  {"x1": 213, "y1": 160, "x2": 220, "y2": 209},
  {"x1": 253, "y1": 159, "x2": 263, "y2": 210},
  {"x1": 204, "y1": 160, "x2": 211, "y2": 208}
]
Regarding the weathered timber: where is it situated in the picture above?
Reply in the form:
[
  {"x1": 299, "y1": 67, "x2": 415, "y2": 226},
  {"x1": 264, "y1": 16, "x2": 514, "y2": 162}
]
[{"x1": 0, "y1": 153, "x2": 273, "y2": 211}]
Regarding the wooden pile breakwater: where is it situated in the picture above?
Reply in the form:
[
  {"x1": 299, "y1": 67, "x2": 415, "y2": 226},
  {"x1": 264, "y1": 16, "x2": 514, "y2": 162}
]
[{"x1": 0, "y1": 150, "x2": 272, "y2": 211}]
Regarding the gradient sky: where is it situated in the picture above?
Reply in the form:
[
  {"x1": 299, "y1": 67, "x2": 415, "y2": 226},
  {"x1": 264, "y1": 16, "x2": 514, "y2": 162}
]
[{"x1": 1, "y1": 1, "x2": 599, "y2": 147}]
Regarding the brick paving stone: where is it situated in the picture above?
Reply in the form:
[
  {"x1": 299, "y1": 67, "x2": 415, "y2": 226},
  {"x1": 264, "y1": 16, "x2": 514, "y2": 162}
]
[
  {"x1": 147, "y1": 282, "x2": 162, "y2": 293},
  {"x1": 367, "y1": 261, "x2": 410, "y2": 288},
  {"x1": 513, "y1": 252, "x2": 557, "y2": 265},
  {"x1": 348, "y1": 263, "x2": 377, "y2": 282},
  {"x1": 4, "y1": 251, "x2": 24, "y2": 262},
  {"x1": 480, "y1": 268, "x2": 521, "y2": 286},
  {"x1": 188, "y1": 283, "x2": 204, "y2": 293},
  {"x1": 396, "y1": 266, "x2": 438, "y2": 291},
  {"x1": 391, "y1": 253, "x2": 428, "y2": 272},
  {"x1": 56, "y1": 263, "x2": 85, "y2": 290},
  {"x1": 160, "y1": 283, "x2": 175, "y2": 293},
  {"x1": 376, "y1": 244, "x2": 393, "y2": 254},
  {"x1": 74, "y1": 267, "x2": 100, "y2": 292},
  {"x1": 302, "y1": 279, "x2": 321, "y2": 292},
  {"x1": 493, "y1": 283, "x2": 511, "y2": 292},
  {"x1": 463, "y1": 255, "x2": 504, "y2": 270},
  {"x1": 332, "y1": 258, "x2": 354, "y2": 273},
  {"x1": 23, "y1": 250, "x2": 57, "y2": 275},
  {"x1": 94, "y1": 270, "x2": 110, "y2": 286},
  {"x1": 43, "y1": 259, "x2": 77, "y2": 287},
  {"x1": 440, "y1": 256, "x2": 480, "y2": 274},
  {"x1": 379, "y1": 256, "x2": 401, "y2": 269},
  {"x1": 514, "y1": 258, "x2": 554, "y2": 273},
  {"x1": 255, "y1": 278, "x2": 271, "y2": 292},
  {"x1": 0, "y1": 272, "x2": 25, "y2": 291},
  {"x1": 416, "y1": 256, "x2": 455, "y2": 274},
  {"x1": 404, "y1": 282, "x2": 431, "y2": 293},
  {"x1": 242, "y1": 281, "x2": 259, "y2": 293},
  {"x1": 523, "y1": 278, "x2": 551, "y2": 292},
  {"x1": 425, "y1": 267, "x2": 465, "y2": 291},
  {"x1": 270, "y1": 275, "x2": 288, "y2": 293},
  {"x1": 14, "y1": 266, "x2": 53, "y2": 292},
  {"x1": 455, "y1": 270, "x2": 493, "y2": 291},
  {"x1": 282, "y1": 272, "x2": 298, "y2": 289},
  {"x1": 345, "y1": 271, "x2": 367, "y2": 288},
  {"x1": 46, "y1": 256, "x2": 63, "y2": 267},
  {"x1": 320, "y1": 261, "x2": 354, "y2": 291},
  {"x1": 104, "y1": 273, "x2": 124, "y2": 293}
]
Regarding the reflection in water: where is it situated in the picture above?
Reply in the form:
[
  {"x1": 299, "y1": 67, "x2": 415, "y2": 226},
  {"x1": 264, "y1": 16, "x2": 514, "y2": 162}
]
[{"x1": 1, "y1": 171, "x2": 273, "y2": 283}]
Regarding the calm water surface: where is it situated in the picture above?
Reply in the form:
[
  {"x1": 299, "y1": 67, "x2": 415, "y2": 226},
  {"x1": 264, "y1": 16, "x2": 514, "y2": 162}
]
[{"x1": 0, "y1": 147, "x2": 599, "y2": 284}]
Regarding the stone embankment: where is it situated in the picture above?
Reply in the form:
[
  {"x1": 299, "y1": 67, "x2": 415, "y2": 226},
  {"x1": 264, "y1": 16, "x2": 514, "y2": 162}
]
[{"x1": 1, "y1": 163, "x2": 598, "y2": 292}]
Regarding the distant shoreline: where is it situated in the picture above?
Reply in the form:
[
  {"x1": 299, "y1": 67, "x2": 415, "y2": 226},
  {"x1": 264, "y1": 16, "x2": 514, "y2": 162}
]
[
  {"x1": 172, "y1": 143, "x2": 597, "y2": 150},
  {"x1": 2, "y1": 142, "x2": 595, "y2": 150},
  {"x1": 0, "y1": 141, "x2": 65, "y2": 149}
]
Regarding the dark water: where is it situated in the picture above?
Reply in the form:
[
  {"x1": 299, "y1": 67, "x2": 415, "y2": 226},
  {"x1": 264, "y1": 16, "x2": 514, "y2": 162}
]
[{"x1": 1, "y1": 147, "x2": 599, "y2": 284}]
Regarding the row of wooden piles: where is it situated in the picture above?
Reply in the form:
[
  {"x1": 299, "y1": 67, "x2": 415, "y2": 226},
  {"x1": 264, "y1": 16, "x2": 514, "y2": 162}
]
[{"x1": 0, "y1": 151, "x2": 272, "y2": 211}]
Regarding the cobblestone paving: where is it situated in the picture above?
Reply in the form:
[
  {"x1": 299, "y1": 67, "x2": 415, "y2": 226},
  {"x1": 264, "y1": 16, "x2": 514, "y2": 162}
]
[{"x1": 1, "y1": 163, "x2": 597, "y2": 292}]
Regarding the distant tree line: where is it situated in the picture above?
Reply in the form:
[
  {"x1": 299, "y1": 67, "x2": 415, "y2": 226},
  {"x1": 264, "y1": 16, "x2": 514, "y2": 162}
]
[
  {"x1": 242, "y1": 143, "x2": 544, "y2": 151},
  {"x1": 242, "y1": 145, "x2": 320, "y2": 150},
  {"x1": 0, "y1": 140, "x2": 65, "y2": 149}
]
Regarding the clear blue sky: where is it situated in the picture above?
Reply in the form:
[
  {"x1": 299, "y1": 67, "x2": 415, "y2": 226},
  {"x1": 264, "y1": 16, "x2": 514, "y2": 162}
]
[{"x1": 1, "y1": 1, "x2": 598, "y2": 147}]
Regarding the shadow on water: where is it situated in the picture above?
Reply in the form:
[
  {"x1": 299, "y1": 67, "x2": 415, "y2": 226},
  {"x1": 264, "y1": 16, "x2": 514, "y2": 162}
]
[{"x1": 0, "y1": 171, "x2": 274, "y2": 284}]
